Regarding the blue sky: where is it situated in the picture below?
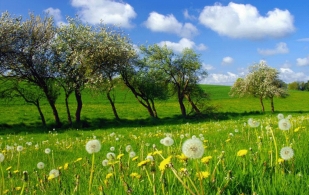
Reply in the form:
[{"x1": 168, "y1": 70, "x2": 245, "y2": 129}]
[{"x1": 1, "y1": 0, "x2": 309, "y2": 85}]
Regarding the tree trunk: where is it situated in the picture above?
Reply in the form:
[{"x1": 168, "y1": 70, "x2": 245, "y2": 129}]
[
  {"x1": 106, "y1": 90, "x2": 120, "y2": 120},
  {"x1": 185, "y1": 94, "x2": 201, "y2": 114},
  {"x1": 178, "y1": 94, "x2": 186, "y2": 117},
  {"x1": 150, "y1": 99, "x2": 158, "y2": 118},
  {"x1": 270, "y1": 96, "x2": 275, "y2": 113},
  {"x1": 42, "y1": 86, "x2": 61, "y2": 127},
  {"x1": 65, "y1": 94, "x2": 72, "y2": 126},
  {"x1": 35, "y1": 100, "x2": 46, "y2": 126},
  {"x1": 259, "y1": 96, "x2": 265, "y2": 112},
  {"x1": 75, "y1": 88, "x2": 82, "y2": 123}
]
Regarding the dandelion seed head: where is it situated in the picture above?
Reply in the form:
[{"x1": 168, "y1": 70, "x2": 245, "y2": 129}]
[
  {"x1": 278, "y1": 119, "x2": 291, "y2": 131},
  {"x1": 0, "y1": 153, "x2": 5, "y2": 162},
  {"x1": 106, "y1": 152, "x2": 115, "y2": 160},
  {"x1": 129, "y1": 151, "x2": 136, "y2": 158},
  {"x1": 37, "y1": 162, "x2": 45, "y2": 169},
  {"x1": 102, "y1": 159, "x2": 109, "y2": 166},
  {"x1": 182, "y1": 138, "x2": 204, "y2": 159},
  {"x1": 248, "y1": 118, "x2": 260, "y2": 128},
  {"x1": 16, "y1": 146, "x2": 23, "y2": 152},
  {"x1": 162, "y1": 136, "x2": 174, "y2": 147},
  {"x1": 280, "y1": 147, "x2": 294, "y2": 160},
  {"x1": 45, "y1": 148, "x2": 51, "y2": 154},
  {"x1": 277, "y1": 113, "x2": 284, "y2": 120},
  {"x1": 126, "y1": 145, "x2": 132, "y2": 152},
  {"x1": 85, "y1": 140, "x2": 101, "y2": 154},
  {"x1": 110, "y1": 147, "x2": 115, "y2": 151}
]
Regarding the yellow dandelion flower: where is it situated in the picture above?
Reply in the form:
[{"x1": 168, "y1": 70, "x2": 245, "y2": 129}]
[
  {"x1": 138, "y1": 159, "x2": 150, "y2": 167},
  {"x1": 294, "y1": 127, "x2": 300, "y2": 132},
  {"x1": 132, "y1": 156, "x2": 138, "y2": 161},
  {"x1": 3, "y1": 189, "x2": 8, "y2": 194},
  {"x1": 58, "y1": 166, "x2": 63, "y2": 170},
  {"x1": 237, "y1": 149, "x2": 248, "y2": 157},
  {"x1": 176, "y1": 153, "x2": 188, "y2": 162},
  {"x1": 13, "y1": 170, "x2": 19, "y2": 174},
  {"x1": 6, "y1": 166, "x2": 11, "y2": 171},
  {"x1": 153, "y1": 150, "x2": 162, "y2": 156},
  {"x1": 196, "y1": 171, "x2": 210, "y2": 180},
  {"x1": 117, "y1": 154, "x2": 124, "y2": 159},
  {"x1": 203, "y1": 140, "x2": 208, "y2": 143},
  {"x1": 15, "y1": 187, "x2": 21, "y2": 191},
  {"x1": 105, "y1": 173, "x2": 113, "y2": 179},
  {"x1": 225, "y1": 139, "x2": 231, "y2": 142},
  {"x1": 130, "y1": 172, "x2": 141, "y2": 179},
  {"x1": 201, "y1": 156, "x2": 212, "y2": 164},
  {"x1": 64, "y1": 163, "x2": 69, "y2": 170},
  {"x1": 74, "y1": 158, "x2": 82, "y2": 162},
  {"x1": 159, "y1": 156, "x2": 172, "y2": 172},
  {"x1": 108, "y1": 161, "x2": 120, "y2": 165},
  {"x1": 278, "y1": 158, "x2": 284, "y2": 164},
  {"x1": 48, "y1": 174, "x2": 55, "y2": 180},
  {"x1": 66, "y1": 145, "x2": 71, "y2": 149}
]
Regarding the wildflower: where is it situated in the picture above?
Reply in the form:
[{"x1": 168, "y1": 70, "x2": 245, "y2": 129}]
[
  {"x1": 132, "y1": 156, "x2": 138, "y2": 161},
  {"x1": 196, "y1": 171, "x2": 210, "y2": 180},
  {"x1": 110, "y1": 147, "x2": 115, "y2": 151},
  {"x1": 180, "y1": 134, "x2": 184, "y2": 139},
  {"x1": 248, "y1": 118, "x2": 260, "y2": 128},
  {"x1": 48, "y1": 169, "x2": 59, "y2": 180},
  {"x1": 145, "y1": 155, "x2": 154, "y2": 161},
  {"x1": 138, "y1": 159, "x2": 150, "y2": 167},
  {"x1": 277, "y1": 113, "x2": 284, "y2": 120},
  {"x1": 182, "y1": 138, "x2": 205, "y2": 159},
  {"x1": 129, "y1": 151, "x2": 136, "y2": 158},
  {"x1": 45, "y1": 148, "x2": 51, "y2": 154},
  {"x1": 234, "y1": 129, "x2": 239, "y2": 133},
  {"x1": 74, "y1": 158, "x2": 82, "y2": 163},
  {"x1": 176, "y1": 153, "x2": 188, "y2": 162},
  {"x1": 6, "y1": 166, "x2": 11, "y2": 170},
  {"x1": 0, "y1": 153, "x2": 4, "y2": 162},
  {"x1": 237, "y1": 149, "x2": 248, "y2": 157},
  {"x1": 278, "y1": 119, "x2": 291, "y2": 131},
  {"x1": 294, "y1": 127, "x2": 301, "y2": 132},
  {"x1": 280, "y1": 147, "x2": 294, "y2": 160},
  {"x1": 102, "y1": 159, "x2": 109, "y2": 166},
  {"x1": 117, "y1": 154, "x2": 124, "y2": 159},
  {"x1": 161, "y1": 137, "x2": 174, "y2": 146},
  {"x1": 106, "y1": 152, "x2": 116, "y2": 160},
  {"x1": 64, "y1": 163, "x2": 69, "y2": 170},
  {"x1": 278, "y1": 158, "x2": 284, "y2": 164},
  {"x1": 85, "y1": 140, "x2": 101, "y2": 154},
  {"x1": 201, "y1": 156, "x2": 212, "y2": 164},
  {"x1": 159, "y1": 156, "x2": 172, "y2": 172},
  {"x1": 37, "y1": 162, "x2": 45, "y2": 169},
  {"x1": 16, "y1": 146, "x2": 23, "y2": 152},
  {"x1": 105, "y1": 173, "x2": 113, "y2": 179},
  {"x1": 130, "y1": 172, "x2": 141, "y2": 179},
  {"x1": 125, "y1": 145, "x2": 132, "y2": 152}
]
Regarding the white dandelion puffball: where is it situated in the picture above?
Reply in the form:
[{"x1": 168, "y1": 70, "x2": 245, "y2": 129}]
[
  {"x1": 278, "y1": 119, "x2": 291, "y2": 131},
  {"x1": 102, "y1": 159, "x2": 109, "y2": 166},
  {"x1": 16, "y1": 146, "x2": 23, "y2": 152},
  {"x1": 106, "y1": 152, "x2": 116, "y2": 160},
  {"x1": 162, "y1": 136, "x2": 174, "y2": 147},
  {"x1": 182, "y1": 138, "x2": 205, "y2": 159},
  {"x1": 110, "y1": 147, "x2": 115, "y2": 151},
  {"x1": 37, "y1": 162, "x2": 45, "y2": 169},
  {"x1": 277, "y1": 113, "x2": 284, "y2": 120},
  {"x1": 0, "y1": 153, "x2": 4, "y2": 162},
  {"x1": 129, "y1": 151, "x2": 136, "y2": 158},
  {"x1": 126, "y1": 145, "x2": 132, "y2": 152},
  {"x1": 248, "y1": 118, "x2": 260, "y2": 128},
  {"x1": 85, "y1": 140, "x2": 101, "y2": 154},
  {"x1": 280, "y1": 147, "x2": 294, "y2": 160},
  {"x1": 45, "y1": 148, "x2": 51, "y2": 154},
  {"x1": 146, "y1": 155, "x2": 154, "y2": 161},
  {"x1": 49, "y1": 169, "x2": 59, "y2": 178}
]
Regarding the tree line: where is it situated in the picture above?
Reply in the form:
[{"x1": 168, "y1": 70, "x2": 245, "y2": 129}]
[{"x1": 0, "y1": 12, "x2": 209, "y2": 127}]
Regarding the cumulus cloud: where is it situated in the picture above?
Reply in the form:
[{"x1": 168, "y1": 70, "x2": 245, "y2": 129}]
[
  {"x1": 144, "y1": 12, "x2": 198, "y2": 38},
  {"x1": 158, "y1": 38, "x2": 207, "y2": 53},
  {"x1": 183, "y1": 9, "x2": 196, "y2": 20},
  {"x1": 279, "y1": 68, "x2": 309, "y2": 83},
  {"x1": 200, "y1": 72, "x2": 239, "y2": 85},
  {"x1": 199, "y1": 2, "x2": 295, "y2": 39},
  {"x1": 296, "y1": 55, "x2": 309, "y2": 66},
  {"x1": 222, "y1": 56, "x2": 234, "y2": 65},
  {"x1": 71, "y1": 0, "x2": 136, "y2": 28},
  {"x1": 44, "y1": 8, "x2": 65, "y2": 26},
  {"x1": 258, "y1": 42, "x2": 289, "y2": 56},
  {"x1": 202, "y1": 63, "x2": 214, "y2": 71}
]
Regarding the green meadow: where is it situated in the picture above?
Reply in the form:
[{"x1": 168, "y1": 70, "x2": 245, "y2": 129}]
[{"x1": 0, "y1": 85, "x2": 309, "y2": 194}]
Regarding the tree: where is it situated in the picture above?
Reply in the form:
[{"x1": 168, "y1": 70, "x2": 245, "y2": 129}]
[
  {"x1": 0, "y1": 12, "x2": 62, "y2": 127},
  {"x1": 138, "y1": 45, "x2": 207, "y2": 117},
  {"x1": 230, "y1": 62, "x2": 288, "y2": 112}
]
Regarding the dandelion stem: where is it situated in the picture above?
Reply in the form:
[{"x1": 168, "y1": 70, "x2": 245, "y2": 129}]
[
  {"x1": 0, "y1": 163, "x2": 4, "y2": 194},
  {"x1": 169, "y1": 165, "x2": 196, "y2": 195},
  {"x1": 88, "y1": 153, "x2": 95, "y2": 194},
  {"x1": 270, "y1": 127, "x2": 278, "y2": 166},
  {"x1": 17, "y1": 152, "x2": 21, "y2": 170}
]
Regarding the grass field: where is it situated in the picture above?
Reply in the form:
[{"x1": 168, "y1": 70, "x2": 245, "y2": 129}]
[{"x1": 0, "y1": 85, "x2": 309, "y2": 194}]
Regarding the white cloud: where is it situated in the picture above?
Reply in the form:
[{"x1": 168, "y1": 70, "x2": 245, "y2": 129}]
[
  {"x1": 144, "y1": 12, "x2": 198, "y2": 38},
  {"x1": 200, "y1": 72, "x2": 239, "y2": 85},
  {"x1": 296, "y1": 55, "x2": 309, "y2": 66},
  {"x1": 44, "y1": 8, "x2": 65, "y2": 26},
  {"x1": 258, "y1": 42, "x2": 289, "y2": 56},
  {"x1": 71, "y1": 0, "x2": 136, "y2": 28},
  {"x1": 222, "y1": 56, "x2": 234, "y2": 65},
  {"x1": 199, "y1": 2, "x2": 295, "y2": 39},
  {"x1": 279, "y1": 68, "x2": 309, "y2": 83},
  {"x1": 183, "y1": 9, "x2": 196, "y2": 20},
  {"x1": 158, "y1": 38, "x2": 207, "y2": 53},
  {"x1": 202, "y1": 63, "x2": 214, "y2": 71},
  {"x1": 297, "y1": 38, "x2": 309, "y2": 42}
]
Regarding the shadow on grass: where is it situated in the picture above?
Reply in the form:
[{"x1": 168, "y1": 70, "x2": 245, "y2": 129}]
[{"x1": 1, "y1": 110, "x2": 308, "y2": 134}]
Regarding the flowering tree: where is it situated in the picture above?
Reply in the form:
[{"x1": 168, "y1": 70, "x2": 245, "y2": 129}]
[
  {"x1": 230, "y1": 62, "x2": 288, "y2": 112},
  {"x1": 0, "y1": 12, "x2": 62, "y2": 127}
]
